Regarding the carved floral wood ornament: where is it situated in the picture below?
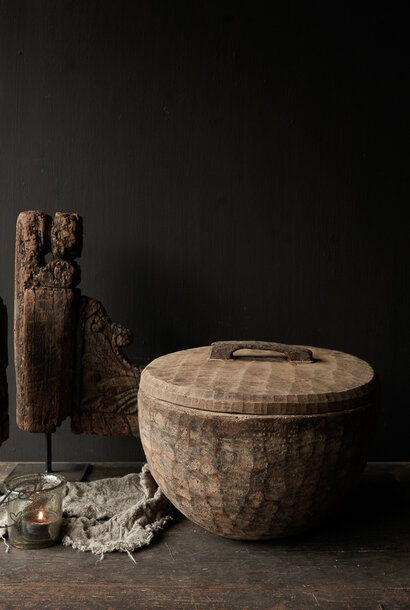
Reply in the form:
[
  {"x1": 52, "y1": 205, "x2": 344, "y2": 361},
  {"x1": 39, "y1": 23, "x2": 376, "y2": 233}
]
[
  {"x1": 15, "y1": 211, "x2": 142, "y2": 437},
  {"x1": 0, "y1": 297, "x2": 8, "y2": 445}
]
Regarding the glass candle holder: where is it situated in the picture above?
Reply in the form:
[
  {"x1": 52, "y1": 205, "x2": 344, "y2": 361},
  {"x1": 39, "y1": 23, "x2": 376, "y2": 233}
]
[{"x1": 3, "y1": 473, "x2": 66, "y2": 549}]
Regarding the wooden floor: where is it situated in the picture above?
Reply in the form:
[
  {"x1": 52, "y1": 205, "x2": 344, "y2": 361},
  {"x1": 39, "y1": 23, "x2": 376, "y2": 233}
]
[{"x1": 0, "y1": 461, "x2": 409, "y2": 609}]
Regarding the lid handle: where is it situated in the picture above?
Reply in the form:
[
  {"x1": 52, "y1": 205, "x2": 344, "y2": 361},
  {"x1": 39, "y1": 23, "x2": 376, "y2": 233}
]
[{"x1": 209, "y1": 341, "x2": 313, "y2": 363}]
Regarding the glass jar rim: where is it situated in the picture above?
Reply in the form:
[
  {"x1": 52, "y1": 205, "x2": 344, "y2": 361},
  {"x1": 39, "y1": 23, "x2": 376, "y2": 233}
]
[{"x1": 3, "y1": 472, "x2": 67, "y2": 495}]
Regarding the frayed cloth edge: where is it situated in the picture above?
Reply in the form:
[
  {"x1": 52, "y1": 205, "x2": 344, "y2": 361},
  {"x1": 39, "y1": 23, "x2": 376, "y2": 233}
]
[{"x1": 1, "y1": 534, "x2": 10, "y2": 553}]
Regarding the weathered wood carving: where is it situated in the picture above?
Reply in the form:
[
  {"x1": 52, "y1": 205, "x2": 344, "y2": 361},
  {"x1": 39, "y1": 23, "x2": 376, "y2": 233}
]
[
  {"x1": 0, "y1": 297, "x2": 8, "y2": 446},
  {"x1": 14, "y1": 211, "x2": 142, "y2": 437},
  {"x1": 71, "y1": 297, "x2": 141, "y2": 436},
  {"x1": 15, "y1": 211, "x2": 81, "y2": 433}
]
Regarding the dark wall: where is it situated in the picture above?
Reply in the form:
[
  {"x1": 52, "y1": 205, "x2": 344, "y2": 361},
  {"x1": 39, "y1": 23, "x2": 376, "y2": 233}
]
[{"x1": 0, "y1": 1, "x2": 408, "y2": 461}]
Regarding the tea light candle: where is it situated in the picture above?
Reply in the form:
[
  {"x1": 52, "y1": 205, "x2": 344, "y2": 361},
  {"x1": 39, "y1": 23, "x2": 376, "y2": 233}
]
[{"x1": 21, "y1": 509, "x2": 60, "y2": 544}]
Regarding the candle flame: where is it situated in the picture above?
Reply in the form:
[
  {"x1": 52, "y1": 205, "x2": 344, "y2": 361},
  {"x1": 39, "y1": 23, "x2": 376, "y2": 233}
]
[{"x1": 38, "y1": 511, "x2": 44, "y2": 521}]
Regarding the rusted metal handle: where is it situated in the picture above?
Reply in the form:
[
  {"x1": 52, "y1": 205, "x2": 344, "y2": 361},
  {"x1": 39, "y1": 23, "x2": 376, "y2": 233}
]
[{"x1": 209, "y1": 341, "x2": 313, "y2": 363}]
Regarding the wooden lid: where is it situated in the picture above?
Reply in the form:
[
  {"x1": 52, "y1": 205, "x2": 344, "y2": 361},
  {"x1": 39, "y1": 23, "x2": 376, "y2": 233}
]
[{"x1": 139, "y1": 341, "x2": 378, "y2": 415}]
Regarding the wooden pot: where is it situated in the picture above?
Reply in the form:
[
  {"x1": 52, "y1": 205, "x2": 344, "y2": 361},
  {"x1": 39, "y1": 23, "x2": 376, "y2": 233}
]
[{"x1": 138, "y1": 341, "x2": 379, "y2": 540}]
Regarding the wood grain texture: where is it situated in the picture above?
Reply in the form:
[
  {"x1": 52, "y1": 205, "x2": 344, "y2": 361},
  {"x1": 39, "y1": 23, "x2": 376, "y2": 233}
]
[
  {"x1": 140, "y1": 345, "x2": 378, "y2": 415},
  {"x1": 15, "y1": 210, "x2": 143, "y2": 437},
  {"x1": 14, "y1": 211, "x2": 81, "y2": 433},
  {"x1": 71, "y1": 296, "x2": 143, "y2": 436},
  {"x1": 0, "y1": 297, "x2": 8, "y2": 445},
  {"x1": 139, "y1": 391, "x2": 379, "y2": 539},
  {"x1": 1, "y1": 462, "x2": 409, "y2": 609}
]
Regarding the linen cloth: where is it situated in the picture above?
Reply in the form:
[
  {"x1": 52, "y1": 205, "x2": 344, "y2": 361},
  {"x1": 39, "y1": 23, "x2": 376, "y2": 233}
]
[{"x1": 1, "y1": 464, "x2": 172, "y2": 557}]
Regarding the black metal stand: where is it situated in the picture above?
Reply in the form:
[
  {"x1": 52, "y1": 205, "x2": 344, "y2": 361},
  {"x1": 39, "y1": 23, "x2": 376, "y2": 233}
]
[
  {"x1": 8, "y1": 433, "x2": 92, "y2": 482},
  {"x1": 46, "y1": 433, "x2": 52, "y2": 473}
]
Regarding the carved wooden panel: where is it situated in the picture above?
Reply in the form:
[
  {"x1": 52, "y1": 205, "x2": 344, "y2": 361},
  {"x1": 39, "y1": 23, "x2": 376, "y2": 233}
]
[
  {"x1": 0, "y1": 297, "x2": 8, "y2": 445},
  {"x1": 71, "y1": 296, "x2": 142, "y2": 437},
  {"x1": 14, "y1": 211, "x2": 142, "y2": 437},
  {"x1": 15, "y1": 211, "x2": 81, "y2": 433}
]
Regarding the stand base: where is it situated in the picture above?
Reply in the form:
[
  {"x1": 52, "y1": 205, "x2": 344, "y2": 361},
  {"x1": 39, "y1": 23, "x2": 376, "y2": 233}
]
[{"x1": 7, "y1": 463, "x2": 91, "y2": 482}]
